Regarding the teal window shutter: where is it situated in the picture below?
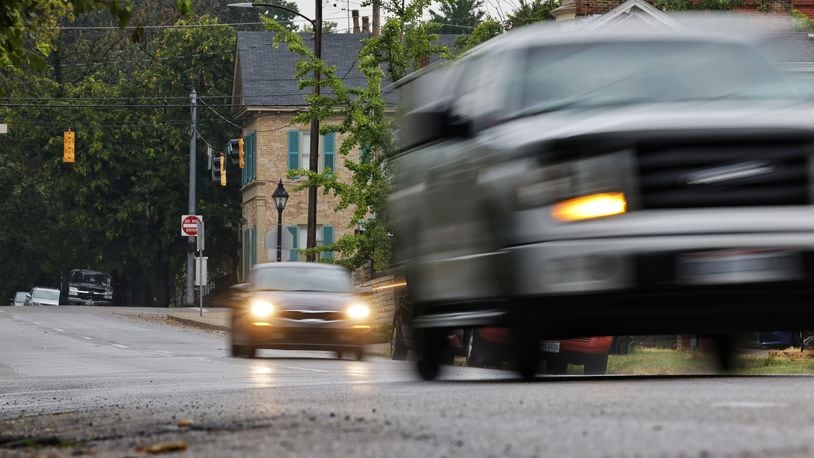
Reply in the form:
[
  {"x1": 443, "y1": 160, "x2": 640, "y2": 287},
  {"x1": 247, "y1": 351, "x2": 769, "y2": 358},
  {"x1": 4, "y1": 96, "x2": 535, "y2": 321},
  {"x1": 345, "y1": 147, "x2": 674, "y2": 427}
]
[
  {"x1": 288, "y1": 131, "x2": 300, "y2": 171},
  {"x1": 287, "y1": 226, "x2": 299, "y2": 261},
  {"x1": 251, "y1": 226, "x2": 257, "y2": 265},
  {"x1": 243, "y1": 229, "x2": 249, "y2": 279},
  {"x1": 322, "y1": 225, "x2": 334, "y2": 260},
  {"x1": 252, "y1": 132, "x2": 257, "y2": 181},
  {"x1": 241, "y1": 139, "x2": 247, "y2": 185},
  {"x1": 324, "y1": 132, "x2": 335, "y2": 175}
]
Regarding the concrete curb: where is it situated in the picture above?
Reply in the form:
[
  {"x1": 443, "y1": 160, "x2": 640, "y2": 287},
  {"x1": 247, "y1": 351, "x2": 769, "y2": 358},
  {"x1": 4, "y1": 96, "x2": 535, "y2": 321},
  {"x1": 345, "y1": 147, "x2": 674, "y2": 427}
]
[{"x1": 166, "y1": 314, "x2": 230, "y2": 332}]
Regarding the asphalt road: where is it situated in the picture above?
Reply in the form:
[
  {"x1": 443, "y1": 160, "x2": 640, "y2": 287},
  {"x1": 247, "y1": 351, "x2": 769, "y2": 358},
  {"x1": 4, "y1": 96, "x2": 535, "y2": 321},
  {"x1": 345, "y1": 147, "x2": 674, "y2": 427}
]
[{"x1": 3, "y1": 306, "x2": 814, "y2": 457}]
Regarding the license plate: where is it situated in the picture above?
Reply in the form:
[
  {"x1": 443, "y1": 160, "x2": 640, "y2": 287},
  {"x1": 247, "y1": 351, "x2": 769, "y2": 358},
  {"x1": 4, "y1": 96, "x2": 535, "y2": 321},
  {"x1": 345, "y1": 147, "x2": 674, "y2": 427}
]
[
  {"x1": 677, "y1": 249, "x2": 801, "y2": 285},
  {"x1": 541, "y1": 341, "x2": 560, "y2": 353}
]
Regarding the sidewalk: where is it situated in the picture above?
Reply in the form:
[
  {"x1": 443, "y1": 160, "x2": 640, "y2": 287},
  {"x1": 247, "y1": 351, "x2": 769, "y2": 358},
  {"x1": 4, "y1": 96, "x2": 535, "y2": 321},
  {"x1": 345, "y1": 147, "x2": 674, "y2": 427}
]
[{"x1": 166, "y1": 308, "x2": 389, "y2": 356}]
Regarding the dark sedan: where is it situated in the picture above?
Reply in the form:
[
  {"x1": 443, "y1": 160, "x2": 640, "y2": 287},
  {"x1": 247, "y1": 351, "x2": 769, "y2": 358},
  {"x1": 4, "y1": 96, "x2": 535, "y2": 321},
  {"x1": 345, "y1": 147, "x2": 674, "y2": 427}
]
[{"x1": 230, "y1": 263, "x2": 372, "y2": 360}]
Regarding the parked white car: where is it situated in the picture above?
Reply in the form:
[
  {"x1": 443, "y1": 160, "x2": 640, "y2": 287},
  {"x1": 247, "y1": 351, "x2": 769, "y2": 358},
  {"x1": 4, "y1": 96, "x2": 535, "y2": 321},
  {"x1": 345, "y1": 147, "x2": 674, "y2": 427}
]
[
  {"x1": 11, "y1": 291, "x2": 27, "y2": 306},
  {"x1": 28, "y1": 287, "x2": 61, "y2": 306}
]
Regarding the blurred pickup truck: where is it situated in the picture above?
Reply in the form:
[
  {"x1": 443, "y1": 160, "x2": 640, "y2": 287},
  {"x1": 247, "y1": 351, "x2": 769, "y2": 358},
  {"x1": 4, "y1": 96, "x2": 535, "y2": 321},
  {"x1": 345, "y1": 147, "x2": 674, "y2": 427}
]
[{"x1": 390, "y1": 23, "x2": 814, "y2": 380}]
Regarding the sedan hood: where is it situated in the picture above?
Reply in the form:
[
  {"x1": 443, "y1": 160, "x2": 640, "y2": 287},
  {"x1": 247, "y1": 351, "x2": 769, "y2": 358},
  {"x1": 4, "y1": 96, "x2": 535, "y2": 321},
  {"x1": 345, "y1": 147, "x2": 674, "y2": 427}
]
[{"x1": 249, "y1": 291, "x2": 361, "y2": 312}]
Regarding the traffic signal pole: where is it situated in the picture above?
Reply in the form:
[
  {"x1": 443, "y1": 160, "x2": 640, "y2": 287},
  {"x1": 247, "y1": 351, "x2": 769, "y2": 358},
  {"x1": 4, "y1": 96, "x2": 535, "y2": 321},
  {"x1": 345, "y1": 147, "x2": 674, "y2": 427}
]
[{"x1": 187, "y1": 90, "x2": 197, "y2": 306}]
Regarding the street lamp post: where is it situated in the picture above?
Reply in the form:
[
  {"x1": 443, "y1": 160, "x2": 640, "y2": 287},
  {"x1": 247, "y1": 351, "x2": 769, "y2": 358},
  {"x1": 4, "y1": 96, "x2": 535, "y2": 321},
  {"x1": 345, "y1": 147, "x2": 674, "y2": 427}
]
[
  {"x1": 228, "y1": 2, "x2": 322, "y2": 262},
  {"x1": 271, "y1": 180, "x2": 289, "y2": 262}
]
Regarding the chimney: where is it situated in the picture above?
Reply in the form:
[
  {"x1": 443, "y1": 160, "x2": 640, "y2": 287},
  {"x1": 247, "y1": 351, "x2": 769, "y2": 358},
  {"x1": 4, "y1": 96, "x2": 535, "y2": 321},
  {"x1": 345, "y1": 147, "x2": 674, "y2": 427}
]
[
  {"x1": 352, "y1": 10, "x2": 360, "y2": 34},
  {"x1": 362, "y1": 16, "x2": 370, "y2": 34}
]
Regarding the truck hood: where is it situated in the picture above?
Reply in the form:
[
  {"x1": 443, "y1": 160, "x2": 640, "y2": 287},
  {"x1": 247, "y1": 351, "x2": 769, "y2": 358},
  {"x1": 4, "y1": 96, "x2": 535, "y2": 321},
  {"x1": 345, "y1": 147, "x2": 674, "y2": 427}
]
[{"x1": 498, "y1": 100, "x2": 814, "y2": 149}]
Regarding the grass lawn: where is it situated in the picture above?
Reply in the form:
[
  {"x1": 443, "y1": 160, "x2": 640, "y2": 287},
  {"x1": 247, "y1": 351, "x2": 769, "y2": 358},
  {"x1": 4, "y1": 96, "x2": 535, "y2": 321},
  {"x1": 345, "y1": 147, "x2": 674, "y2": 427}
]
[{"x1": 604, "y1": 348, "x2": 814, "y2": 376}]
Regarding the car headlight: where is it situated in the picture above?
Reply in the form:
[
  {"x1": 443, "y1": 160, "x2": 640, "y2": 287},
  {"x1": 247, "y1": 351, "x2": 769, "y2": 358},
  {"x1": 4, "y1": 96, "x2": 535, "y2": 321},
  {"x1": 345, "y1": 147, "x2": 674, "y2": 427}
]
[
  {"x1": 346, "y1": 303, "x2": 371, "y2": 320},
  {"x1": 69, "y1": 287, "x2": 78, "y2": 295},
  {"x1": 103, "y1": 290, "x2": 113, "y2": 299},
  {"x1": 250, "y1": 300, "x2": 275, "y2": 318},
  {"x1": 513, "y1": 151, "x2": 630, "y2": 222}
]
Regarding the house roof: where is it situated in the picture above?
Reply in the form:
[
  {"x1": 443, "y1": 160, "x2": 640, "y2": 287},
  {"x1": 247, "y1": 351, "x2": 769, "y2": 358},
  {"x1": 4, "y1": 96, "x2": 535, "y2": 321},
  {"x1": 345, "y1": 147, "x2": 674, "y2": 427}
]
[
  {"x1": 234, "y1": 32, "x2": 370, "y2": 109},
  {"x1": 233, "y1": 31, "x2": 457, "y2": 111},
  {"x1": 579, "y1": 0, "x2": 683, "y2": 30}
]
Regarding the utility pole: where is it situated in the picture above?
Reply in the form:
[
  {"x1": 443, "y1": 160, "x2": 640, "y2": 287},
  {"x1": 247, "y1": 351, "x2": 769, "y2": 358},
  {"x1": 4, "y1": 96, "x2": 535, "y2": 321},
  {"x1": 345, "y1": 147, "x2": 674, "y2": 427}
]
[
  {"x1": 306, "y1": 0, "x2": 323, "y2": 261},
  {"x1": 372, "y1": 0, "x2": 380, "y2": 36},
  {"x1": 187, "y1": 89, "x2": 197, "y2": 305}
]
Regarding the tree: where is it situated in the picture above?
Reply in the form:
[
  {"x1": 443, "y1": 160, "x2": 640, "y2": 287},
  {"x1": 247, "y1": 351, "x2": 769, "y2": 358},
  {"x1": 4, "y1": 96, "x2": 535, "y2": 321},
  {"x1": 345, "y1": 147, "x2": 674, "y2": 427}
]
[
  {"x1": 302, "y1": 21, "x2": 339, "y2": 33},
  {"x1": 0, "y1": 14, "x2": 242, "y2": 305},
  {"x1": 505, "y1": 0, "x2": 561, "y2": 29},
  {"x1": 258, "y1": 1, "x2": 449, "y2": 271},
  {"x1": 0, "y1": 0, "x2": 191, "y2": 71},
  {"x1": 454, "y1": 18, "x2": 504, "y2": 53},
  {"x1": 429, "y1": 0, "x2": 485, "y2": 34}
]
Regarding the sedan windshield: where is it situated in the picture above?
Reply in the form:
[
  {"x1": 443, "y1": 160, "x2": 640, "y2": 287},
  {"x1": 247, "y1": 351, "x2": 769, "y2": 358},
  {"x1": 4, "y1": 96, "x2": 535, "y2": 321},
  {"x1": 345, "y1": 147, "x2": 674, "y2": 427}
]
[
  {"x1": 33, "y1": 289, "x2": 60, "y2": 300},
  {"x1": 519, "y1": 41, "x2": 802, "y2": 115},
  {"x1": 251, "y1": 268, "x2": 353, "y2": 293}
]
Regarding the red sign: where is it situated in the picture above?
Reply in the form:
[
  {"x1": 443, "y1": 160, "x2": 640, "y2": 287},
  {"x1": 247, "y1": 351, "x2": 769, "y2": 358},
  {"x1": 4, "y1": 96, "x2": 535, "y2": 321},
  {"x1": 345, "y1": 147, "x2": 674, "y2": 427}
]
[{"x1": 181, "y1": 215, "x2": 202, "y2": 237}]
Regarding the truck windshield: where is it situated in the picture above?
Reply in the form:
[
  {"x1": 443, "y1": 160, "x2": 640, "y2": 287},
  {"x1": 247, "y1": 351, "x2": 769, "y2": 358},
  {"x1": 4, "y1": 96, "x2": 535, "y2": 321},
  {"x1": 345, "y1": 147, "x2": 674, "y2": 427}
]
[{"x1": 519, "y1": 40, "x2": 801, "y2": 115}]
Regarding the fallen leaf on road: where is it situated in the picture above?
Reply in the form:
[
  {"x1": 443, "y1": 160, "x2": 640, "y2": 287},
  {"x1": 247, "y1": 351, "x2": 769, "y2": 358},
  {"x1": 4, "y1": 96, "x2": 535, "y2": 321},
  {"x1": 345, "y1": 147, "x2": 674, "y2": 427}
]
[
  {"x1": 176, "y1": 419, "x2": 193, "y2": 427},
  {"x1": 137, "y1": 441, "x2": 188, "y2": 454}
]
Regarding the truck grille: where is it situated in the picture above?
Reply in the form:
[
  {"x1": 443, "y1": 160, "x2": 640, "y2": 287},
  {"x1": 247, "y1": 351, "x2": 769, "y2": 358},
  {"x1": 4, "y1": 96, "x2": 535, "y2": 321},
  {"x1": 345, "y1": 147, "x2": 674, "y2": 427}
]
[{"x1": 636, "y1": 143, "x2": 811, "y2": 209}]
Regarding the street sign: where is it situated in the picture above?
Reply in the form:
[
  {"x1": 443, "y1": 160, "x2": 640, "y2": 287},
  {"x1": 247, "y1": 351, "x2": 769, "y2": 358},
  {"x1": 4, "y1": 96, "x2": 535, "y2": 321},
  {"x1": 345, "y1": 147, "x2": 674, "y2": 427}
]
[
  {"x1": 181, "y1": 214, "x2": 203, "y2": 237},
  {"x1": 195, "y1": 256, "x2": 208, "y2": 287},
  {"x1": 196, "y1": 220, "x2": 205, "y2": 252}
]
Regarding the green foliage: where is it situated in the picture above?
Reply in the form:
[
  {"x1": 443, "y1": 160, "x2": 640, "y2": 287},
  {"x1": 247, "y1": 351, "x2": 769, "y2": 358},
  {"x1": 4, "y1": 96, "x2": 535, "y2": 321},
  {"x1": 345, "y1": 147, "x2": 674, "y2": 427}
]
[
  {"x1": 505, "y1": 0, "x2": 561, "y2": 29},
  {"x1": 792, "y1": 8, "x2": 814, "y2": 31},
  {"x1": 652, "y1": 0, "x2": 741, "y2": 11},
  {"x1": 454, "y1": 19, "x2": 504, "y2": 54},
  {"x1": 0, "y1": 13, "x2": 241, "y2": 305},
  {"x1": 260, "y1": 4, "x2": 448, "y2": 271},
  {"x1": 429, "y1": 0, "x2": 485, "y2": 34},
  {"x1": 0, "y1": 0, "x2": 190, "y2": 72}
]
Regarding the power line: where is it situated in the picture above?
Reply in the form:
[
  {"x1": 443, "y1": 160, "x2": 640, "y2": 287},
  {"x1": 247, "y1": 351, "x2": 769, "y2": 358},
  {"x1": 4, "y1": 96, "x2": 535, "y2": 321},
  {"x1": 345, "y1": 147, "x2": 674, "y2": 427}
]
[
  {"x1": 198, "y1": 98, "x2": 243, "y2": 130},
  {"x1": 54, "y1": 22, "x2": 264, "y2": 31}
]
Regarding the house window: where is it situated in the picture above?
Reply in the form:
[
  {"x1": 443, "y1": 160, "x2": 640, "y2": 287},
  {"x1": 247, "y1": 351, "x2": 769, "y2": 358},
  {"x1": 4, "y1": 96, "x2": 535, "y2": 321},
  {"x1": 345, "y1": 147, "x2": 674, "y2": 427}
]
[
  {"x1": 288, "y1": 131, "x2": 335, "y2": 175},
  {"x1": 286, "y1": 224, "x2": 334, "y2": 261}
]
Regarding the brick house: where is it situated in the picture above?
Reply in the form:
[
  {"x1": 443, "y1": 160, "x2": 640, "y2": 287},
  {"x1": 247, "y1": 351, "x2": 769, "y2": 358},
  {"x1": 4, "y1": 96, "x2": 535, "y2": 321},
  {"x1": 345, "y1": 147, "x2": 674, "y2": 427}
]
[
  {"x1": 231, "y1": 32, "x2": 378, "y2": 279},
  {"x1": 231, "y1": 30, "x2": 458, "y2": 280},
  {"x1": 551, "y1": 0, "x2": 814, "y2": 81}
]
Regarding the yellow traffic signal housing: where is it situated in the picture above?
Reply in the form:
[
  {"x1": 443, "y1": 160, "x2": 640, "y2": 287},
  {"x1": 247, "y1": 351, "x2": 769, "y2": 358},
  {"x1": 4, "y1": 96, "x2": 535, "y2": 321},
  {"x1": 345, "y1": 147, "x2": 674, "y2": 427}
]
[
  {"x1": 220, "y1": 153, "x2": 227, "y2": 186},
  {"x1": 238, "y1": 138, "x2": 245, "y2": 169},
  {"x1": 63, "y1": 130, "x2": 75, "y2": 163}
]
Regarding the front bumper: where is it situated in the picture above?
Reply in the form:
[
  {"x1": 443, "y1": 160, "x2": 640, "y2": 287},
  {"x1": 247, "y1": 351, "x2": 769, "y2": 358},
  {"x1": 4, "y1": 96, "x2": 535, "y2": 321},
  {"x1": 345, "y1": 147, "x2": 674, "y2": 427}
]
[
  {"x1": 510, "y1": 232, "x2": 814, "y2": 295},
  {"x1": 232, "y1": 317, "x2": 371, "y2": 351},
  {"x1": 68, "y1": 296, "x2": 113, "y2": 306}
]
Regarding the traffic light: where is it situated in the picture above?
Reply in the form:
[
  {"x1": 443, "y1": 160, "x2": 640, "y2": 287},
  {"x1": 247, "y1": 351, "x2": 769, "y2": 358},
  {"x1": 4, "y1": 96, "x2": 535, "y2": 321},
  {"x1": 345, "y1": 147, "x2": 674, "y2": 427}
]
[
  {"x1": 211, "y1": 153, "x2": 221, "y2": 183},
  {"x1": 63, "y1": 130, "x2": 75, "y2": 163},
  {"x1": 225, "y1": 138, "x2": 244, "y2": 169},
  {"x1": 238, "y1": 138, "x2": 244, "y2": 169},
  {"x1": 220, "y1": 153, "x2": 227, "y2": 187}
]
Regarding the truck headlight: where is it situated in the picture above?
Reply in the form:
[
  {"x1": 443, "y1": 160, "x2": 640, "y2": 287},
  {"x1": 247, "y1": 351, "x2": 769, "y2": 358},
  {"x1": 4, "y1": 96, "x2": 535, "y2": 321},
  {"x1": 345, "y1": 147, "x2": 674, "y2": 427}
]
[
  {"x1": 514, "y1": 151, "x2": 631, "y2": 221},
  {"x1": 103, "y1": 290, "x2": 113, "y2": 299},
  {"x1": 551, "y1": 192, "x2": 627, "y2": 222},
  {"x1": 346, "y1": 303, "x2": 371, "y2": 320},
  {"x1": 69, "y1": 287, "x2": 78, "y2": 296},
  {"x1": 250, "y1": 300, "x2": 274, "y2": 318}
]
